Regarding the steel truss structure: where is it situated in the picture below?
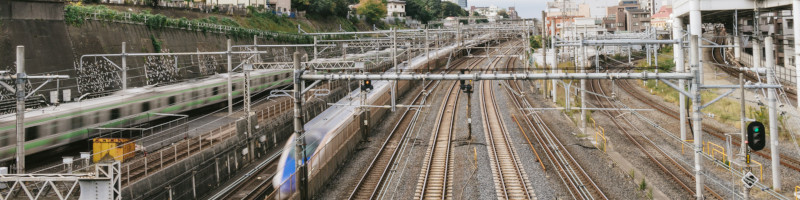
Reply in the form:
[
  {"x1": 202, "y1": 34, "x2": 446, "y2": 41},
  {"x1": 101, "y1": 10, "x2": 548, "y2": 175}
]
[{"x1": 0, "y1": 162, "x2": 121, "y2": 200}]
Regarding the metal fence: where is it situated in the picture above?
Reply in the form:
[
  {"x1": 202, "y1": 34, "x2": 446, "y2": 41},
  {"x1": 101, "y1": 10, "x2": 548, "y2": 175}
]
[{"x1": 739, "y1": 52, "x2": 798, "y2": 88}]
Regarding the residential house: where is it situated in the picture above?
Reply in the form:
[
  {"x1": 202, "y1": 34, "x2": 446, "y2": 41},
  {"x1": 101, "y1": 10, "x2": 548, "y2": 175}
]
[
  {"x1": 625, "y1": 8, "x2": 651, "y2": 32},
  {"x1": 650, "y1": 5, "x2": 672, "y2": 30},
  {"x1": 387, "y1": 0, "x2": 406, "y2": 17}
]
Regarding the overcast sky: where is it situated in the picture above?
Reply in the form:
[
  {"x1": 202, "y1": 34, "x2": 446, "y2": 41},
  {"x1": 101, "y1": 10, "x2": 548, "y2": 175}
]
[{"x1": 467, "y1": 0, "x2": 622, "y2": 19}]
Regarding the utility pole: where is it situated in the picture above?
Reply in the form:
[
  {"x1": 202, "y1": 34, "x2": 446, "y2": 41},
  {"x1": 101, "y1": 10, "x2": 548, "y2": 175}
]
[
  {"x1": 793, "y1": 0, "x2": 800, "y2": 109},
  {"x1": 244, "y1": 63, "x2": 255, "y2": 162},
  {"x1": 227, "y1": 39, "x2": 233, "y2": 114},
  {"x1": 740, "y1": 73, "x2": 750, "y2": 200},
  {"x1": 313, "y1": 36, "x2": 318, "y2": 61},
  {"x1": 122, "y1": 42, "x2": 127, "y2": 91},
  {"x1": 690, "y1": 0, "x2": 704, "y2": 197},
  {"x1": 9, "y1": 46, "x2": 69, "y2": 174},
  {"x1": 543, "y1": 11, "x2": 549, "y2": 99},
  {"x1": 15, "y1": 46, "x2": 25, "y2": 174},
  {"x1": 461, "y1": 69, "x2": 473, "y2": 140},
  {"x1": 673, "y1": 17, "x2": 687, "y2": 141},
  {"x1": 765, "y1": 36, "x2": 781, "y2": 192},
  {"x1": 392, "y1": 28, "x2": 397, "y2": 112},
  {"x1": 690, "y1": 35, "x2": 705, "y2": 200},
  {"x1": 551, "y1": 21, "x2": 557, "y2": 103},
  {"x1": 580, "y1": 34, "x2": 587, "y2": 135},
  {"x1": 425, "y1": 27, "x2": 430, "y2": 71},
  {"x1": 292, "y1": 52, "x2": 308, "y2": 200}
]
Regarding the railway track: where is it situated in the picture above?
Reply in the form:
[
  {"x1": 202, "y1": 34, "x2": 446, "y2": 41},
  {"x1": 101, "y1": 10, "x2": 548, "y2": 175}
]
[
  {"x1": 120, "y1": 95, "x2": 299, "y2": 186},
  {"x1": 503, "y1": 58, "x2": 605, "y2": 200},
  {"x1": 411, "y1": 41, "x2": 521, "y2": 200},
  {"x1": 414, "y1": 78, "x2": 460, "y2": 200},
  {"x1": 589, "y1": 78, "x2": 723, "y2": 199},
  {"x1": 477, "y1": 45, "x2": 534, "y2": 199},
  {"x1": 614, "y1": 74, "x2": 800, "y2": 173},
  {"x1": 212, "y1": 154, "x2": 280, "y2": 200},
  {"x1": 348, "y1": 57, "x2": 475, "y2": 200},
  {"x1": 706, "y1": 33, "x2": 797, "y2": 101}
]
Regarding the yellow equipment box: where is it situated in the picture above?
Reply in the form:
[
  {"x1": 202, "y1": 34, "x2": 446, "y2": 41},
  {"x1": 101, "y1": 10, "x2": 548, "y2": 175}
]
[{"x1": 92, "y1": 138, "x2": 135, "y2": 163}]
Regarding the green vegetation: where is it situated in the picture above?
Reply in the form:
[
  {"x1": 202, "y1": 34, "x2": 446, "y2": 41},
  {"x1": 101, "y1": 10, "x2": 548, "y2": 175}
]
[
  {"x1": 440, "y1": 1, "x2": 467, "y2": 17},
  {"x1": 292, "y1": 0, "x2": 352, "y2": 17},
  {"x1": 628, "y1": 169, "x2": 635, "y2": 180},
  {"x1": 64, "y1": 4, "x2": 312, "y2": 43},
  {"x1": 149, "y1": 35, "x2": 162, "y2": 53},
  {"x1": 748, "y1": 106, "x2": 791, "y2": 140},
  {"x1": 634, "y1": 51, "x2": 795, "y2": 142},
  {"x1": 497, "y1": 9, "x2": 509, "y2": 19},
  {"x1": 404, "y1": 0, "x2": 468, "y2": 24},
  {"x1": 638, "y1": 179, "x2": 647, "y2": 191},
  {"x1": 243, "y1": 7, "x2": 311, "y2": 33},
  {"x1": 530, "y1": 35, "x2": 543, "y2": 50},
  {"x1": 356, "y1": 0, "x2": 386, "y2": 24}
]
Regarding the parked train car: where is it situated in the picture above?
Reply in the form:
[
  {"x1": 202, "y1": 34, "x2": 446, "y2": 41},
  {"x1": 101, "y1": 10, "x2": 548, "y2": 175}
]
[{"x1": 0, "y1": 69, "x2": 293, "y2": 163}]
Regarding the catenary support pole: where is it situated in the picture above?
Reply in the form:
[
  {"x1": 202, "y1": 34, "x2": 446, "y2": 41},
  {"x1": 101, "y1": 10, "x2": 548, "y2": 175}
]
[
  {"x1": 691, "y1": 35, "x2": 705, "y2": 200},
  {"x1": 15, "y1": 46, "x2": 25, "y2": 174},
  {"x1": 580, "y1": 35, "x2": 587, "y2": 134},
  {"x1": 227, "y1": 40, "x2": 233, "y2": 114},
  {"x1": 734, "y1": 34, "x2": 742, "y2": 60},
  {"x1": 673, "y1": 17, "x2": 688, "y2": 141},
  {"x1": 753, "y1": 39, "x2": 761, "y2": 70},
  {"x1": 543, "y1": 11, "x2": 549, "y2": 99},
  {"x1": 392, "y1": 28, "x2": 397, "y2": 112},
  {"x1": 552, "y1": 22, "x2": 557, "y2": 103},
  {"x1": 794, "y1": 0, "x2": 800, "y2": 108},
  {"x1": 122, "y1": 42, "x2": 127, "y2": 91},
  {"x1": 425, "y1": 27, "x2": 430, "y2": 71},
  {"x1": 741, "y1": 73, "x2": 750, "y2": 200},
  {"x1": 293, "y1": 52, "x2": 308, "y2": 200},
  {"x1": 313, "y1": 36, "x2": 318, "y2": 60},
  {"x1": 765, "y1": 36, "x2": 781, "y2": 192},
  {"x1": 690, "y1": 0, "x2": 705, "y2": 196}
]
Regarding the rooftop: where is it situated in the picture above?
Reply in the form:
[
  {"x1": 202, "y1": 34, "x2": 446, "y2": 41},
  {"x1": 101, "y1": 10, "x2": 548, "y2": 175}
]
[{"x1": 652, "y1": 6, "x2": 672, "y2": 19}]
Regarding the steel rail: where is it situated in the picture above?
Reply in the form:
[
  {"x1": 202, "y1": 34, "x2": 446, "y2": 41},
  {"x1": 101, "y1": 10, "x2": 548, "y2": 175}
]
[
  {"x1": 477, "y1": 43, "x2": 534, "y2": 199},
  {"x1": 503, "y1": 56, "x2": 606, "y2": 200},
  {"x1": 590, "y1": 72, "x2": 723, "y2": 199},
  {"x1": 347, "y1": 57, "x2": 472, "y2": 200}
]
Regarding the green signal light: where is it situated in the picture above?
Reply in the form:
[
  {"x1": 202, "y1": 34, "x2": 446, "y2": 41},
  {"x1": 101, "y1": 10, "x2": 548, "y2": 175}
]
[{"x1": 754, "y1": 127, "x2": 760, "y2": 132}]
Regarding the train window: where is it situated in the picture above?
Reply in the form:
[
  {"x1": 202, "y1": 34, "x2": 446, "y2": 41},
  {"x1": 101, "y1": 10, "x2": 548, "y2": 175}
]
[
  {"x1": 168, "y1": 96, "x2": 176, "y2": 105},
  {"x1": 142, "y1": 102, "x2": 151, "y2": 112},
  {"x1": 71, "y1": 117, "x2": 83, "y2": 130},
  {"x1": 192, "y1": 91, "x2": 199, "y2": 99},
  {"x1": 212, "y1": 87, "x2": 219, "y2": 95},
  {"x1": 25, "y1": 126, "x2": 39, "y2": 141},
  {"x1": 51, "y1": 122, "x2": 58, "y2": 135},
  {"x1": 232, "y1": 84, "x2": 237, "y2": 91},
  {"x1": 110, "y1": 108, "x2": 120, "y2": 120}
]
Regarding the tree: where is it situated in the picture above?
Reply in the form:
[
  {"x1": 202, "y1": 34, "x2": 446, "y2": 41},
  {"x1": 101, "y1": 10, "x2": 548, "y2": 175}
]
[
  {"x1": 295, "y1": 0, "x2": 349, "y2": 17},
  {"x1": 440, "y1": 1, "x2": 466, "y2": 17},
  {"x1": 357, "y1": 0, "x2": 386, "y2": 24},
  {"x1": 292, "y1": 0, "x2": 310, "y2": 11},
  {"x1": 530, "y1": 35, "x2": 542, "y2": 50},
  {"x1": 472, "y1": 12, "x2": 489, "y2": 23},
  {"x1": 405, "y1": 0, "x2": 442, "y2": 24},
  {"x1": 497, "y1": 9, "x2": 509, "y2": 19}
]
